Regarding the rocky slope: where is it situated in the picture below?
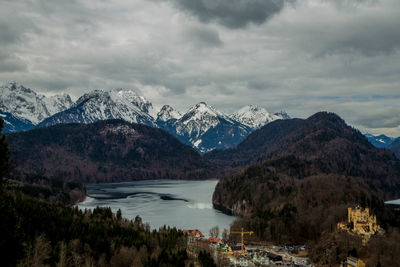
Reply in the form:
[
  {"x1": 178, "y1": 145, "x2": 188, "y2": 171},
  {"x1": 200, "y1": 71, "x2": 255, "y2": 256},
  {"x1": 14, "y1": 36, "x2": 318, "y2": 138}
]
[
  {"x1": 0, "y1": 110, "x2": 34, "y2": 133},
  {"x1": 7, "y1": 120, "x2": 217, "y2": 183},
  {"x1": 39, "y1": 89, "x2": 156, "y2": 128},
  {"x1": 0, "y1": 82, "x2": 72, "y2": 126},
  {"x1": 164, "y1": 102, "x2": 252, "y2": 153},
  {"x1": 231, "y1": 105, "x2": 289, "y2": 129},
  {"x1": 212, "y1": 112, "x2": 400, "y2": 243}
]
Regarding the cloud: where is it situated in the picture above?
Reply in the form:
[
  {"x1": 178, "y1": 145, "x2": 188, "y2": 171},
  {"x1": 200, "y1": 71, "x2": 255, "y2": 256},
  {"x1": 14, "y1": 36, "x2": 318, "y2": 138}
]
[
  {"x1": 0, "y1": 0, "x2": 399, "y2": 136},
  {"x1": 166, "y1": 0, "x2": 288, "y2": 29},
  {"x1": 0, "y1": 51, "x2": 27, "y2": 73},
  {"x1": 355, "y1": 107, "x2": 400, "y2": 128},
  {"x1": 267, "y1": 0, "x2": 400, "y2": 56},
  {"x1": 182, "y1": 26, "x2": 223, "y2": 48}
]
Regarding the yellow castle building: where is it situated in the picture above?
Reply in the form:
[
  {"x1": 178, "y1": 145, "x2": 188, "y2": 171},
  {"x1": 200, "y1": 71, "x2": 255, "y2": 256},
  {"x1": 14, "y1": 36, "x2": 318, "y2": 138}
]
[
  {"x1": 337, "y1": 206, "x2": 382, "y2": 244},
  {"x1": 346, "y1": 256, "x2": 366, "y2": 267}
]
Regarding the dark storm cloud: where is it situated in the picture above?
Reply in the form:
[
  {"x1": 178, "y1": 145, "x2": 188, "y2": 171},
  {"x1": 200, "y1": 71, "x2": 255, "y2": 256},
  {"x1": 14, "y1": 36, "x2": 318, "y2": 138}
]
[{"x1": 167, "y1": 0, "x2": 288, "y2": 29}]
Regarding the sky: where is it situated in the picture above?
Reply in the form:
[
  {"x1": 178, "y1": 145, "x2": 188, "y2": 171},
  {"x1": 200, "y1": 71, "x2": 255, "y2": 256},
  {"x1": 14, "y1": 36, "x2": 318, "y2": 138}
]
[{"x1": 1, "y1": 0, "x2": 400, "y2": 136}]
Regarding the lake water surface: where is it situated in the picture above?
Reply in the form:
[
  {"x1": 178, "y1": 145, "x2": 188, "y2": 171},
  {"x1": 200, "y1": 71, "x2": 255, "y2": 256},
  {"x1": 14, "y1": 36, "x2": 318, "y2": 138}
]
[{"x1": 77, "y1": 180, "x2": 235, "y2": 236}]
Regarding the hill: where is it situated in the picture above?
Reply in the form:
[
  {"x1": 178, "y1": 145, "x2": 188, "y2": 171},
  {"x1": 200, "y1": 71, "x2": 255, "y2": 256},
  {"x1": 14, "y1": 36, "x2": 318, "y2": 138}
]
[
  {"x1": 204, "y1": 118, "x2": 303, "y2": 170},
  {"x1": 389, "y1": 138, "x2": 400, "y2": 159},
  {"x1": 212, "y1": 112, "x2": 400, "y2": 244},
  {"x1": 7, "y1": 120, "x2": 216, "y2": 183},
  {"x1": 0, "y1": 185, "x2": 188, "y2": 267}
]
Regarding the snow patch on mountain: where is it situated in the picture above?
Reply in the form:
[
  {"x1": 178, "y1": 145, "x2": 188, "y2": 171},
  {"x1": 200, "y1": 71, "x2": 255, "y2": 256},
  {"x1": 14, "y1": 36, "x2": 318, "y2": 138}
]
[
  {"x1": 166, "y1": 102, "x2": 252, "y2": 153},
  {"x1": 0, "y1": 109, "x2": 34, "y2": 133},
  {"x1": 365, "y1": 133, "x2": 396, "y2": 148},
  {"x1": 157, "y1": 105, "x2": 182, "y2": 122},
  {"x1": 231, "y1": 105, "x2": 290, "y2": 129},
  {"x1": 177, "y1": 102, "x2": 236, "y2": 138},
  {"x1": 39, "y1": 88, "x2": 156, "y2": 127},
  {"x1": 0, "y1": 82, "x2": 72, "y2": 124}
]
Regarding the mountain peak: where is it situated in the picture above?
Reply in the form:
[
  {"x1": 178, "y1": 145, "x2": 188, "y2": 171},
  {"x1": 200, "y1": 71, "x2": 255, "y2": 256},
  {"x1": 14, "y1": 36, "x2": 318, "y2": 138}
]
[
  {"x1": 184, "y1": 102, "x2": 229, "y2": 122},
  {"x1": 157, "y1": 105, "x2": 182, "y2": 122},
  {"x1": 108, "y1": 88, "x2": 153, "y2": 115},
  {"x1": 231, "y1": 105, "x2": 289, "y2": 129},
  {"x1": 40, "y1": 88, "x2": 156, "y2": 128},
  {"x1": 193, "y1": 102, "x2": 214, "y2": 111},
  {"x1": 0, "y1": 82, "x2": 73, "y2": 124},
  {"x1": 307, "y1": 111, "x2": 345, "y2": 125}
]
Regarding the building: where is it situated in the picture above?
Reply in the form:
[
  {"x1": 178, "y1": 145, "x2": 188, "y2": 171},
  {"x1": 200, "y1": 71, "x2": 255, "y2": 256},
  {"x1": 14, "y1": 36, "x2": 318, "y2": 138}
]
[
  {"x1": 346, "y1": 256, "x2": 366, "y2": 267},
  {"x1": 347, "y1": 206, "x2": 381, "y2": 235},
  {"x1": 337, "y1": 206, "x2": 382, "y2": 244},
  {"x1": 183, "y1": 229, "x2": 205, "y2": 253}
]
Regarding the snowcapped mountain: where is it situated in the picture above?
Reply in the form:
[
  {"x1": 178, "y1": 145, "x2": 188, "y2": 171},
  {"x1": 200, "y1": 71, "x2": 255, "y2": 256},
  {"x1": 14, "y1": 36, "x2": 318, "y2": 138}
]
[
  {"x1": 0, "y1": 82, "x2": 72, "y2": 124},
  {"x1": 0, "y1": 110, "x2": 34, "y2": 133},
  {"x1": 0, "y1": 81, "x2": 291, "y2": 153},
  {"x1": 39, "y1": 89, "x2": 156, "y2": 127},
  {"x1": 162, "y1": 102, "x2": 252, "y2": 154},
  {"x1": 364, "y1": 133, "x2": 395, "y2": 148},
  {"x1": 231, "y1": 105, "x2": 290, "y2": 129},
  {"x1": 157, "y1": 105, "x2": 182, "y2": 122},
  {"x1": 176, "y1": 102, "x2": 236, "y2": 138}
]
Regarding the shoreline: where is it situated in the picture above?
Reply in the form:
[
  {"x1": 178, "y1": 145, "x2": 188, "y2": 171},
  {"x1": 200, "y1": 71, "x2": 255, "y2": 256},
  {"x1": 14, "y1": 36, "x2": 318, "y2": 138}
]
[
  {"x1": 75, "y1": 178, "x2": 221, "y2": 205},
  {"x1": 82, "y1": 177, "x2": 220, "y2": 186}
]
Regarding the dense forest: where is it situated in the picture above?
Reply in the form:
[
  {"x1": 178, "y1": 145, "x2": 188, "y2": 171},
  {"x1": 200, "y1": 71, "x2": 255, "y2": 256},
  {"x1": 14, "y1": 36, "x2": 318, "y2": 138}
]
[
  {"x1": 389, "y1": 138, "x2": 400, "y2": 159},
  {"x1": 0, "y1": 119, "x2": 217, "y2": 267},
  {"x1": 213, "y1": 112, "x2": 400, "y2": 265},
  {"x1": 7, "y1": 120, "x2": 219, "y2": 183}
]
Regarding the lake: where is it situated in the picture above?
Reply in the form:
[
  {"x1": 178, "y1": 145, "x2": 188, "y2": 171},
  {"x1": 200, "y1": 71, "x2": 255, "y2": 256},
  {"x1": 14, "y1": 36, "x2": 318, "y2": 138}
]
[{"x1": 77, "y1": 179, "x2": 235, "y2": 237}]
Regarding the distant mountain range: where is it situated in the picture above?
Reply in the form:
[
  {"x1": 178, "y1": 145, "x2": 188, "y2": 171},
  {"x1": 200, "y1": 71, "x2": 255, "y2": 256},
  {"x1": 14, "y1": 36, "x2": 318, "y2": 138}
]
[
  {"x1": 0, "y1": 81, "x2": 289, "y2": 152},
  {"x1": 365, "y1": 133, "x2": 400, "y2": 159},
  {"x1": 364, "y1": 133, "x2": 397, "y2": 148}
]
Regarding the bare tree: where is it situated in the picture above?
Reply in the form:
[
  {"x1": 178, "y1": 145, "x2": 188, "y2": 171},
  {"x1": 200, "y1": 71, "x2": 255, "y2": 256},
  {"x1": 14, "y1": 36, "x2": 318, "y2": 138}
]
[
  {"x1": 56, "y1": 242, "x2": 67, "y2": 267},
  {"x1": 222, "y1": 229, "x2": 229, "y2": 241}
]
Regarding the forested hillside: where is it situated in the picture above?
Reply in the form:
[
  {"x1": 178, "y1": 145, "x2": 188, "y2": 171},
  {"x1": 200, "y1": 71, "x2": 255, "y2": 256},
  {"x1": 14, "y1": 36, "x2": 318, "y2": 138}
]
[
  {"x1": 212, "y1": 112, "x2": 400, "y2": 265},
  {"x1": 7, "y1": 120, "x2": 218, "y2": 183},
  {"x1": 0, "y1": 118, "x2": 192, "y2": 267}
]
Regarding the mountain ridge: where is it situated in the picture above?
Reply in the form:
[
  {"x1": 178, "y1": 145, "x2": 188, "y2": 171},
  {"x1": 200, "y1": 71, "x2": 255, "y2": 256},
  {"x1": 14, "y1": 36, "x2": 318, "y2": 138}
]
[
  {"x1": 7, "y1": 119, "x2": 218, "y2": 183},
  {"x1": 212, "y1": 111, "x2": 400, "y2": 245},
  {"x1": 0, "y1": 81, "x2": 72, "y2": 125},
  {"x1": 1, "y1": 82, "x2": 289, "y2": 152}
]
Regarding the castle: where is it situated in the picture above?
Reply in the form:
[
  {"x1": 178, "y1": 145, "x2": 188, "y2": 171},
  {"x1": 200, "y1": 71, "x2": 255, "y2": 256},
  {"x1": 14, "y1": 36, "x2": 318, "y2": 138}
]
[{"x1": 337, "y1": 206, "x2": 382, "y2": 244}]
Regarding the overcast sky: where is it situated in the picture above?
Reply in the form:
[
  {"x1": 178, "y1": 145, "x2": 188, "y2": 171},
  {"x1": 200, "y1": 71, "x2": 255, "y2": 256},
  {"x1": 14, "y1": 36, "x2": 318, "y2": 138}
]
[{"x1": 1, "y1": 0, "x2": 400, "y2": 136}]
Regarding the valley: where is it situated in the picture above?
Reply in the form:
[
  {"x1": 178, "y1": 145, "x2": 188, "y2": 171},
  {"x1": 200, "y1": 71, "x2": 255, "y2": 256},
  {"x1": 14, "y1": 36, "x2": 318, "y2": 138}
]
[
  {"x1": 1, "y1": 83, "x2": 400, "y2": 266},
  {"x1": 2, "y1": 1, "x2": 400, "y2": 265}
]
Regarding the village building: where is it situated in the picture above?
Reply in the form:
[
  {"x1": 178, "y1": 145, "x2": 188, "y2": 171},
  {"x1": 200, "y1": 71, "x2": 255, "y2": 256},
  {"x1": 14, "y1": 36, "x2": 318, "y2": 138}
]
[{"x1": 346, "y1": 256, "x2": 366, "y2": 267}]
